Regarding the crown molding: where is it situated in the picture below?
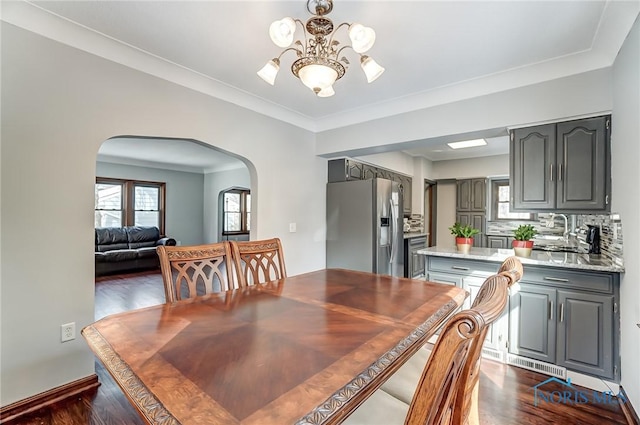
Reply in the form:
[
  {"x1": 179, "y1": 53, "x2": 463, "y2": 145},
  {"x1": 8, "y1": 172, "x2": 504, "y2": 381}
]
[{"x1": 3, "y1": 1, "x2": 638, "y2": 134}]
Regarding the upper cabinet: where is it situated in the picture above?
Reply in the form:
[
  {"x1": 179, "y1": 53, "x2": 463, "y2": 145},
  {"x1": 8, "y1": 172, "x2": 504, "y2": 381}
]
[
  {"x1": 456, "y1": 178, "x2": 487, "y2": 247},
  {"x1": 510, "y1": 115, "x2": 611, "y2": 212},
  {"x1": 327, "y1": 158, "x2": 412, "y2": 216},
  {"x1": 456, "y1": 178, "x2": 486, "y2": 211}
]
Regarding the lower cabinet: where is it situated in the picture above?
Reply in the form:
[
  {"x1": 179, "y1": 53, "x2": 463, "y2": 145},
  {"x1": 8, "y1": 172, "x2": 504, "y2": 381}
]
[
  {"x1": 426, "y1": 255, "x2": 620, "y2": 381},
  {"x1": 508, "y1": 283, "x2": 557, "y2": 364},
  {"x1": 486, "y1": 235, "x2": 514, "y2": 249},
  {"x1": 404, "y1": 236, "x2": 427, "y2": 278}
]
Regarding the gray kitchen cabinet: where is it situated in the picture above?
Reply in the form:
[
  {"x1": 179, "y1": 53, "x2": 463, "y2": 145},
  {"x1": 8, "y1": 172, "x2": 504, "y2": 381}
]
[
  {"x1": 456, "y1": 178, "x2": 486, "y2": 211},
  {"x1": 328, "y1": 158, "x2": 364, "y2": 182},
  {"x1": 509, "y1": 283, "x2": 557, "y2": 364},
  {"x1": 327, "y1": 158, "x2": 412, "y2": 215},
  {"x1": 426, "y1": 271, "x2": 464, "y2": 288},
  {"x1": 508, "y1": 266, "x2": 619, "y2": 381},
  {"x1": 405, "y1": 236, "x2": 427, "y2": 279},
  {"x1": 399, "y1": 175, "x2": 412, "y2": 216},
  {"x1": 456, "y1": 212, "x2": 486, "y2": 248},
  {"x1": 425, "y1": 254, "x2": 620, "y2": 381},
  {"x1": 487, "y1": 235, "x2": 515, "y2": 249},
  {"x1": 556, "y1": 290, "x2": 615, "y2": 379},
  {"x1": 456, "y1": 178, "x2": 486, "y2": 247},
  {"x1": 362, "y1": 164, "x2": 378, "y2": 180},
  {"x1": 510, "y1": 116, "x2": 611, "y2": 212},
  {"x1": 404, "y1": 235, "x2": 427, "y2": 278}
]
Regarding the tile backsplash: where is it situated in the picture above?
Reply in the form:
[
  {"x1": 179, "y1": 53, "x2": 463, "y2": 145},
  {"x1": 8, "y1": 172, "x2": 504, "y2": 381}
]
[
  {"x1": 487, "y1": 213, "x2": 624, "y2": 266},
  {"x1": 404, "y1": 214, "x2": 424, "y2": 232}
]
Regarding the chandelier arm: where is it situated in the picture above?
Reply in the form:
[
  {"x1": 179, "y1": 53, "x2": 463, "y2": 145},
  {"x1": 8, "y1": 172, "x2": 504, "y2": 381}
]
[
  {"x1": 327, "y1": 22, "x2": 352, "y2": 47},
  {"x1": 292, "y1": 19, "x2": 309, "y2": 52},
  {"x1": 276, "y1": 47, "x2": 304, "y2": 61},
  {"x1": 335, "y1": 44, "x2": 354, "y2": 59}
]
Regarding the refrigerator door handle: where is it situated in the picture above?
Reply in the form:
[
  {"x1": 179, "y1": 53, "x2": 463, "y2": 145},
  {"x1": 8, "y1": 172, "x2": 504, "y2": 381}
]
[{"x1": 389, "y1": 199, "x2": 397, "y2": 264}]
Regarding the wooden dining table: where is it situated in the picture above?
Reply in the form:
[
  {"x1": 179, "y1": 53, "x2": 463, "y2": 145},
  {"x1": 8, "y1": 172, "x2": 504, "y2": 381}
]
[{"x1": 83, "y1": 268, "x2": 467, "y2": 425}]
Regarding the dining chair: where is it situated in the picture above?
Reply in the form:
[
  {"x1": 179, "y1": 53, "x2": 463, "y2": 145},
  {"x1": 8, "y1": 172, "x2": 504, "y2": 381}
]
[
  {"x1": 344, "y1": 257, "x2": 522, "y2": 425},
  {"x1": 156, "y1": 242, "x2": 235, "y2": 303},
  {"x1": 229, "y1": 238, "x2": 287, "y2": 287}
]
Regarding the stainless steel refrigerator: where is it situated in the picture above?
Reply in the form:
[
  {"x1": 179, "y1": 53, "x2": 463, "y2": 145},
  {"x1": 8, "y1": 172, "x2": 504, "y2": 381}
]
[{"x1": 326, "y1": 178, "x2": 404, "y2": 277}]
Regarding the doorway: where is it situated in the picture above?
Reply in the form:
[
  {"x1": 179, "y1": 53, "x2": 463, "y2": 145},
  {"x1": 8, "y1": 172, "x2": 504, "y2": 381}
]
[{"x1": 424, "y1": 179, "x2": 436, "y2": 246}]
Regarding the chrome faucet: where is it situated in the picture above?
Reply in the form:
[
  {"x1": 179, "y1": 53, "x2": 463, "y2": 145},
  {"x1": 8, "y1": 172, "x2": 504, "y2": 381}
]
[{"x1": 550, "y1": 213, "x2": 569, "y2": 241}]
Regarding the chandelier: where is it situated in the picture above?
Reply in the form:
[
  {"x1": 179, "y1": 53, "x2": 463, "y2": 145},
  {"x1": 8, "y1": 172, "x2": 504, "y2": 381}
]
[{"x1": 257, "y1": 0, "x2": 384, "y2": 97}]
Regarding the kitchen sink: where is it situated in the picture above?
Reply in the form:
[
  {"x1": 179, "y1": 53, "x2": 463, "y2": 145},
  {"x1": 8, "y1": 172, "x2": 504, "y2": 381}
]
[{"x1": 532, "y1": 245, "x2": 580, "y2": 253}]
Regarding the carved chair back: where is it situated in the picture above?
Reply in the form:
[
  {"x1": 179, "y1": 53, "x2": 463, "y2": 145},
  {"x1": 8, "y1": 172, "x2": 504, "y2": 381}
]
[
  {"x1": 157, "y1": 242, "x2": 235, "y2": 303},
  {"x1": 230, "y1": 238, "x2": 287, "y2": 287},
  {"x1": 405, "y1": 271, "x2": 513, "y2": 425},
  {"x1": 451, "y1": 256, "x2": 523, "y2": 425}
]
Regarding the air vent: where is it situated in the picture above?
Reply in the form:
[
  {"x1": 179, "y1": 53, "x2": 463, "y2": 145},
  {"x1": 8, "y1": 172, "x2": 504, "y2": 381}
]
[
  {"x1": 481, "y1": 348, "x2": 504, "y2": 362},
  {"x1": 507, "y1": 354, "x2": 566, "y2": 379}
]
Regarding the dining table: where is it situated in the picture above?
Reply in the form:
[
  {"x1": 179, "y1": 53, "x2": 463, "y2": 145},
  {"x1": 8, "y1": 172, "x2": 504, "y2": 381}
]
[{"x1": 82, "y1": 268, "x2": 467, "y2": 425}]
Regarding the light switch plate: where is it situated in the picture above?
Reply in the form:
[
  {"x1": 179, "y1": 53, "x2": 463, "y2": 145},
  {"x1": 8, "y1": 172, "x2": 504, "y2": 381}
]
[{"x1": 289, "y1": 223, "x2": 297, "y2": 233}]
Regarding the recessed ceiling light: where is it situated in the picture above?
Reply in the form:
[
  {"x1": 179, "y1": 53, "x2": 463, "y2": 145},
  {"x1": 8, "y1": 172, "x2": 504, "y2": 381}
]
[{"x1": 447, "y1": 139, "x2": 487, "y2": 149}]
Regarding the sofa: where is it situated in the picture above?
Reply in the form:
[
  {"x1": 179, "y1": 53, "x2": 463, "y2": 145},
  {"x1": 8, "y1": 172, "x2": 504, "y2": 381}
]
[{"x1": 95, "y1": 226, "x2": 176, "y2": 276}]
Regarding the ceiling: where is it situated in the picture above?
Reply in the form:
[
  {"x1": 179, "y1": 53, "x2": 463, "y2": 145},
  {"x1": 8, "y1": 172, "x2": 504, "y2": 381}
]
[{"x1": 6, "y1": 0, "x2": 638, "y2": 167}]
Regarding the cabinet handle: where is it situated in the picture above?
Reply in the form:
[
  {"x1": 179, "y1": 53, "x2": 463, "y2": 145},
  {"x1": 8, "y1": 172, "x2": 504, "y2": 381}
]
[
  {"x1": 549, "y1": 301, "x2": 554, "y2": 321},
  {"x1": 550, "y1": 163, "x2": 554, "y2": 181},
  {"x1": 558, "y1": 163, "x2": 563, "y2": 181},
  {"x1": 543, "y1": 276, "x2": 569, "y2": 283},
  {"x1": 451, "y1": 266, "x2": 470, "y2": 271},
  {"x1": 559, "y1": 303, "x2": 565, "y2": 323}
]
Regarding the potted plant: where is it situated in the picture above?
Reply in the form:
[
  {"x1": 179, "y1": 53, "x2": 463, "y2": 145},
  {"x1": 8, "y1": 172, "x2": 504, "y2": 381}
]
[
  {"x1": 449, "y1": 222, "x2": 480, "y2": 253},
  {"x1": 512, "y1": 224, "x2": 538, "y2": 257}
]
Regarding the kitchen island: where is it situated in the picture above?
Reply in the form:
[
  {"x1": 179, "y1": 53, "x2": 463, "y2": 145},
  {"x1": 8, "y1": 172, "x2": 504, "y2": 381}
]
[
  {"x1": 418, "y1": 246, "x2": 623, "y2": 385},
  {"x1": 417, "y1": 246, "x2": 624, "y2": 273}
]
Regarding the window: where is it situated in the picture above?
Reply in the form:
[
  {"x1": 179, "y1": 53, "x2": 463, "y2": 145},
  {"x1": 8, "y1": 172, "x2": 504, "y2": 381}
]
[
  {"x1": 95, "y1": 182, "x2": 123, "y2": 228},
  {"x1": 223, "y1": 189, "x2": 250, "y2": 234},
  {"x1": 95, "y1": 178, "x2": 166, "y2": 233},
  {"x1": 491, "y1": 179, "x2": 534, "y2": 220}
]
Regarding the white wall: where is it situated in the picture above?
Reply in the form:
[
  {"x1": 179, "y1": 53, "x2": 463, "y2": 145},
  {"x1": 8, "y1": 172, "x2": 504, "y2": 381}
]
[
  {"x1": 435, "y1": 181, "x2": 457, "y2": 247},
  {"x1": 355, "y1": 151, "x2": 415, "y2": 176},
  {"x1": 317, "y1": 69, "x2": 612, "y2": 157},
  {"x1": 96, "y1": 161, "x2": 205, "y2": 245},
  {"x1": 612, "y1": 15, "x2": 640, "y2": 412},
  {"x1": 0, "y1": 23, "x2": 325, "y2": 406},
  {"x1": 431, "y1": 155, "x2": 509, "y2": 180},
  {"x1": 203, "y1": 167, "x2": 251, "y2": 243}
]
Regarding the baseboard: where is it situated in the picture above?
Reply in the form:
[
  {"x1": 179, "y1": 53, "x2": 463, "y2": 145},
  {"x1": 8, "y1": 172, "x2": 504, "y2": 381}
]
[
  {"x1": 619, "y1": 386, "x2": 640, "y2": 425},
  {"x1": 0, "y1": 374, "x2": 99, "y2": 424}
]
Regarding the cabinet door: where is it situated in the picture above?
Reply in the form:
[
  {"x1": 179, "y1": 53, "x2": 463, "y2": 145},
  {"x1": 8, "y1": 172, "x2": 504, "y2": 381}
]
[
  {"x1": 401, "y1": 176, "x2": 412, "y2": 216},
  {"x1": 471, "y1": 213, "x2": 486, "y2": 248},
  {"x1": 471, "y1": 178, "x2": 486, "y2": 211},
  {"x1": 427, "y1": 272, "x2": 463, "y2": 289},
  {"x1": 346, "y1": 160, "x2": 364, "y2": 180},
  {"x1": 487, "y1": 236, "x2": 507, "y2": 249},
  {"x1": 362, "y1": 164, "x2": 378, "y2": 180},
  {"x1": 510, "y1": 124, "x2": 556, "y2": 210},
  {"x1": 509, "y1": 283, "x2": 556, "y2": 363},
  {"x1": 556, "y1": 290, "x2": 614, "y2": 379},
  {"x1": 556, "y1": 116, "x2": 609, "y2": 211},
  {"x1": 409, "y1": 237, "x2": 427, "y2": 278},
  {"x1": 456, "y1": 180, "x2": 472, "y2": 211}
]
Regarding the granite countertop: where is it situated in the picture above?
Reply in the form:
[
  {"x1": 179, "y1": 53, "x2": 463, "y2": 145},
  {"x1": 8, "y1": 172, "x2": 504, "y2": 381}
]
[
  {"x1": 403, "y1": 232, "x2": 428, "y2": 239},
  {"x1": 417, "y1": 246, "x2": 625, "y2": 273}
]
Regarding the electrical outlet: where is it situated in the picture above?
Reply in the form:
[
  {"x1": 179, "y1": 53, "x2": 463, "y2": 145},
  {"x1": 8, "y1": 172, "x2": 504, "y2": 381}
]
[{"x1": 61, "y1": 322, "x2": 76, "y2": 342}]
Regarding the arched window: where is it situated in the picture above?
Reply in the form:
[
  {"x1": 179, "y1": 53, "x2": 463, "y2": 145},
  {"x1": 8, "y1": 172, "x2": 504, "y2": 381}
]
[{"x1": 222, "y1": 188, "x2": 250, "y2": 235}]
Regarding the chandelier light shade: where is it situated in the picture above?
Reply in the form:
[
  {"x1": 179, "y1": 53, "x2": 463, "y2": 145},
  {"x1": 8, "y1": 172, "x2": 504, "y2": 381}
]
[{"x1": 258, "y1": 0, "x2": 384, "y2": 97}]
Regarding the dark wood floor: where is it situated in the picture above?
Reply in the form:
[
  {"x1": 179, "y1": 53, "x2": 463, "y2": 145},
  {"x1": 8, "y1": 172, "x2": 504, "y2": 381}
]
[{"x1": 6, "y1": 270, "x2": 629, "y2": 425}]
